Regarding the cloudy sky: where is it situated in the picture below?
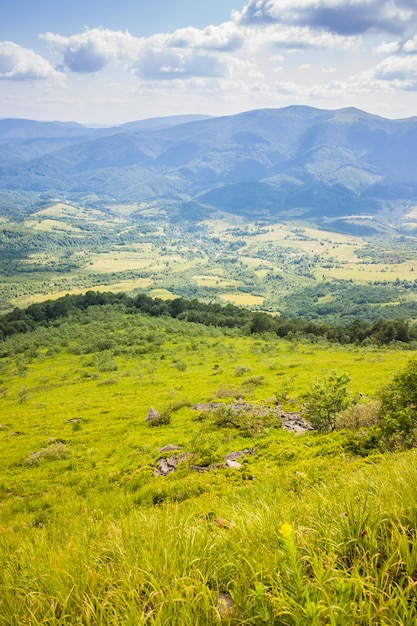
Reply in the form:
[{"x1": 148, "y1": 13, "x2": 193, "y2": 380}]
[{"x1": 1, "y1": 0, "x2": 417, "y2": 124}]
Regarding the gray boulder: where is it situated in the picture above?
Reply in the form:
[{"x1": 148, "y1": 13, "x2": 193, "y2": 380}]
[
  {"x1": 154, "y1": 454, "x2": 187, "y2": 476},
  {"x1": 145, "y1": 407, "x2": 161, "y2": 423},
  {"x1": 158, "y1": 444, "x2": 183, "y2": 453}
]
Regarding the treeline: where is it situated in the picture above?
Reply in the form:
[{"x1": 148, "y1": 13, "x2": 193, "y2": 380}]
[{"x1": 0, "y1": 290, "x2": 415, "y2": 346}]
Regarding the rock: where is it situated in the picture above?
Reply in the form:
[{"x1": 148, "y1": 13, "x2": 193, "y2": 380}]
[
  {"x1": 158, "y1": 444, "x2": 183, "y2": 453},
  {"x1": 154, "y1": 454, "x2": 187, "y2": 476},
  {"x1": 280, "y1": 412, "x2": 312, "y2": 433},
  {"x1": 191, "y1": 402, "x2": 223, "y2": 411},
  {"x1": 145, "y1": 407, "x2": 161, "y2": 423},
  {"x1": 154, "y1": 458, "x2": 171, "y2": 476},
  {"x1": 224, "y1": 448, "x2": 254, "y2": 461},
  {"x1": 191, "y1": 463, "x2": 223, "y2": 473},
  {"x1": 225, "y1": 459, "x2": 242, "y2": 469},
  {"x1": 216, "y1": 592, "x2": 234, "y2": 618},
  {"x1": 193, "y1": 401, "x2": 314, "y2": 433}
]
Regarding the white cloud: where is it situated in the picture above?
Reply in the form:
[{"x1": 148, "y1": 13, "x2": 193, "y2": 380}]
[
  {"x1": 40, "y1": 24, "x2": 250, "y2": 84},
  {"x1": 130, "y1": 48, "x2": 227, "y2": 80},
  {"x1": 272, "y1": 54, "x2": 417, "y2": 99},
  {"x1": 0, "y1": 41, "x2": 61, "y2": 81},
  {"x1": 41, "y1": 28, "x2": 139, "y2": 73},
  {"x1": 370, "y1": 55, "x2": 417, "y2": 86},
  {"x1": 403, "y1": 36, "x2": 417, "y2": 53},
  {"x1": 374, "y1": 41, "x2": 401, "y2": 55},
  {"x1": 271, "y1": 25, "x2": 359, "y2": 50},
  {"x1": 163, "y1": 22, "x2": 244, "y2": 52},
  {"x1": 236, "y1": 0, "x2": 417, "y2": 36}
]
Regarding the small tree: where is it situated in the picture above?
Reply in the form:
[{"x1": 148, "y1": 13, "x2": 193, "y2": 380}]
[
  {"x1": 378, "y1": 359, "x2": 417, "y2": 437},
  {"x1": 303, "y1": 371, "x2": 352, "y2": 432}
]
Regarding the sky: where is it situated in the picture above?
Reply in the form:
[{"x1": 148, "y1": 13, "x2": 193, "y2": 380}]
[{"x1": 1, "y1": 0, "x2": 417, "y2": 124}]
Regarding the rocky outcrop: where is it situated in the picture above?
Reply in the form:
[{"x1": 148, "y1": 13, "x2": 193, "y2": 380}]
[
  {"x1": 154, "y1": 454, "x2": 188, "y2": 476},
  {"x1": 158, "y1": 444, "x2": 183, "y2": 453},
  {"x1": 224, "y1": 449, "x2": 254, "y2": 461},
  {"x1": 280, "y1": 412, "x2": 313, "y2": 433},
  {"x1": 191, "y1": 402, "x2": 312, "y2": 433},
  {"x1": 145, "y1": 407, "x2": 161, "y2": 423},
  {"x1": 191, "y1": 448, "x2": 255, "y2": 473}
]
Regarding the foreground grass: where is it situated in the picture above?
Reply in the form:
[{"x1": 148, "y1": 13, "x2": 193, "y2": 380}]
[
  {"x1": 0, "y1": 307, "x2": 416, "y2": 624},
  {"x1": 1, "y1": 452, "x2": 417, "y2": 625}
]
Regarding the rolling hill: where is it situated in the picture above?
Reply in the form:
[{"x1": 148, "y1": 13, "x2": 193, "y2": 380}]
[{"x1": 1, "y1": 106, "x2": 417, "y2": 224}]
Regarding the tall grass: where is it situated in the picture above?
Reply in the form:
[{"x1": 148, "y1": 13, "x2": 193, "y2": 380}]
[
  {"x1": 1, "y1": 453, "x2": 417, "y2": 624},
  {"x1": 1, "y1": 310, "x2": 416, "y2": 624}
]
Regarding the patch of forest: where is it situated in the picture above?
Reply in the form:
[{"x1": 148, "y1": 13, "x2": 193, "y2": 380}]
[{"x1": 0, "y1": 290, "x2": 415, "y2": 347}]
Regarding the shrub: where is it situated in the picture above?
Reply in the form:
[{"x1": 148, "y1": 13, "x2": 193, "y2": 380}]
[
  {"x1": 235, "y1": 365, "x2": 251, "y2": 377},
  {"x1": 23, "y1": 442, "x2": 68, "y2": 466},
  {"x1": 147, "y1": 410, "x2": 171, "y2": 427},
  {"x1": 336, "y1": 400, "x2": 380, "y2": 430},
  {"x1": 378, "y1": 358, "x2": 417, "y2": 438},
  {"x1": 302, "y1": 371, "x2": 352, "y2": 433},
  {"x1": 209, "y1": 405, "x2": 280, "y2": 438}
]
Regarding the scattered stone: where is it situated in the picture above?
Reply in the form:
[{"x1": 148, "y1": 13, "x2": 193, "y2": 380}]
[
  {"x1": 154, "y1": 454, "x2": 188, "y2": 476},
  {"x1": 158, "y1": 444, "x2": 183, "y2": 453},
  {"x1": 192, "y1": 401, "x2": 312, "y2": 433},
  {"x1": 145, "y1": 407, "x2": 161, "y2": 423},
  {"x1": 224, "y1": 448, "x2": 254, "y2": 461},
  {"x1": 216, "y1": 592, "x2": 234, "y2": 618},
  {"x1": 191, "y1": 463, "x2": 224, "y2": 473},
  {"x1": 225, "y1": 459, "x2": 242, "y2": 469},
  {"x1": 280, "y1": 412, "x2": 312, "y2": 434},
  {"x1": 191, "y1": 402, "x2": 223, "y2": 411}
]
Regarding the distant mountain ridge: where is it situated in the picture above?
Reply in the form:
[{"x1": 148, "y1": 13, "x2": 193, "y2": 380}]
[{"x1": 1, "y1": 106, "x2": 417, "y2": 224}]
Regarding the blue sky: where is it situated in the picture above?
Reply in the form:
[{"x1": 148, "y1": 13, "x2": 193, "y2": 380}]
[{"x1": 1, "y1": 0, "x2": 417, "y2": 124}]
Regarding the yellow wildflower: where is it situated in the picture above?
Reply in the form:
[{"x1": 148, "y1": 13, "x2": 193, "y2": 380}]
[{"x1": 279, "y1": 523, "x2": 293, "y2": 538}]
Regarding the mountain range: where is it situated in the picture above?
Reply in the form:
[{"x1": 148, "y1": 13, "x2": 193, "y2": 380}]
[{"x1": 1, "y1": 106, "x2": 417, "y2": 224}]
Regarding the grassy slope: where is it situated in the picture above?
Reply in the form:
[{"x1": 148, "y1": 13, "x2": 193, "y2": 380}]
[{"x1": 0, "y1": 308, "x2": 416, "y2": 624}]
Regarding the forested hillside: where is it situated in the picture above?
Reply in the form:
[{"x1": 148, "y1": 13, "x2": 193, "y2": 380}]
[{"x1": 2, "y1": 106, "x2": 417, "y2": 223}]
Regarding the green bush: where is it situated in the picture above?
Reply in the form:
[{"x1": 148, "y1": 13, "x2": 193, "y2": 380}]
[
  {"x1": 302, "y1": 371, "x2": 352, "y2": 432},
  {"x1": 147, "y1": 410, "x2": 172, "y2": 427},
  {"x1": 336, "y1": 400, "x2": 380, "y2": 430},
  {"x1": 378, "y1": 358, "x2": 417, "y2": 438}
]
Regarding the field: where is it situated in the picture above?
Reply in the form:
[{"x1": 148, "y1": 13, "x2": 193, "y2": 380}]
[
  {"x1": 1, "y1": 200, "x2": 417, "y2": 324},
  {"x1": 1, "y1": 302, "x2": 417, "y2": 624}
]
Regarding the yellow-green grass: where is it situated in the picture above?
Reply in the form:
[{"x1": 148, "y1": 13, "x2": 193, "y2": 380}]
[
  {"x1": 88, "y1": 249, "x2": 156, "y2": 273},
  {"x1": 25, "y1": 219, "x2": 82, "y2": 232},
  {"x1": 34, "y1": 203, "x2": 108, "y2": 221},
  {"x1": 0, "y1": 320, "x2": 411, "y2": 491},
  {"x1": 316, "y1": 262, "x2": 417, "y2": 282},
  {"x1": 193, "y1": 275, "x2": 240, "y2": 288},
  {"x1": 0, "y1": 316, "x2": 416, "y2": 623},
  {"x1": 13, "y1": 279, "x2": 152, "y2": 308},
  {"x1": 239, "y1": 256, "x2": 272, "y2": 269},
  {"x1": 149, "y1": 288, "x2": 178, "y2": 299},
  {"x1": 1, "y1": 309, "x2": 417, "y2": 624},
  {"x1": 219, "y1": 293, "x2": 265, "y2": 306}
]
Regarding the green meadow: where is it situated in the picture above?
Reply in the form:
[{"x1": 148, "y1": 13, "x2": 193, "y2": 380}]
[{"x1": 1, "y1": 301, "x2": 417, "y2": 624}]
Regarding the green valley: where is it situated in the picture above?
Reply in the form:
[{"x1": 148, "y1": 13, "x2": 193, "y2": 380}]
[{"x1": 2, "y1": 198, "x2": 417, "y2": 326}]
